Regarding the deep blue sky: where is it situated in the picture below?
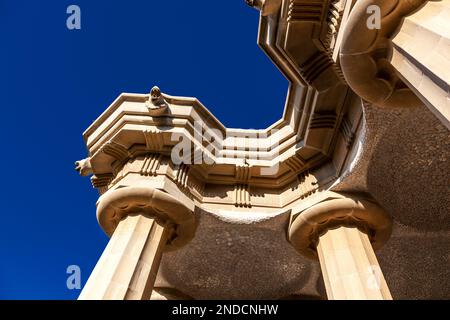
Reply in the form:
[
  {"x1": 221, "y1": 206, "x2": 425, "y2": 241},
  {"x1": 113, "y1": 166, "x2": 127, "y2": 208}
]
[{"x1": 0, "y1": 1, "x2": 287, "y2": 299}]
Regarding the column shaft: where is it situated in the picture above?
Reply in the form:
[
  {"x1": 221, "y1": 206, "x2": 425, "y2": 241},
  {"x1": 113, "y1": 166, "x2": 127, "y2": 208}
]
[
  {"x1": 316, "y1": 226, "x2": 392, "y2": 300},
  {"x1": 391, "y1": 0, "x2": 450, "y2": 129},
  {"x1": 79, "y1": 215, "x2": 169, "y2": 300}
]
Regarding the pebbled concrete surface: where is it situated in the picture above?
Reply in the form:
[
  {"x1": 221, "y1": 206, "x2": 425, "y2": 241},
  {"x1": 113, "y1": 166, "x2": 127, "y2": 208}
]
[
  {"x1": 157, "y1": 210, "x2": 325, "y2": 300},
  {"x1": 334, "y1": 102, "x2": 450, "y2": 299}
]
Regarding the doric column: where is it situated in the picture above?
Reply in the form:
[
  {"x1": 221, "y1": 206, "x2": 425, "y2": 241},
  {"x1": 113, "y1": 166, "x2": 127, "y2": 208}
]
[
  {"x1": 390, "y1": 0, "x2": 450, "y2": 129},
  {"x1": 288, "y1": 193, "x2": 393, "y2": 300},
  {"x1": 79, "y1": 187, "x2": 196, "y2": 300}
]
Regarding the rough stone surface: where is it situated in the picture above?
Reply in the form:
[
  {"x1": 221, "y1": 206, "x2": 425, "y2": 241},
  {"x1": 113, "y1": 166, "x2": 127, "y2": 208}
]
[
  {"x1": 378, "y1": 222, "x2": 450, "y2": 300},
  {"x1": 334, "y1": 102, "x2": 450, "y2": 299},
  {"x1": 156, "y1": 209, "x2": 325, "y2": 300}
]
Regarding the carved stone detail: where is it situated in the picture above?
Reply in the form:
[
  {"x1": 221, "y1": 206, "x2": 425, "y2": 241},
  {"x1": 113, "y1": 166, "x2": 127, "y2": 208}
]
[
  {"x1": 102, "y1": 141, "x2": 130, "y2": 162},
  {"x1": 309, "y1": 112, "x2": 337, "y2": 129},
  {"x1": 235, "y1": 164, "x2": 251, "y2": 183},
  {"x1": 175, "y1": 164, "x2": 190, "y2": 189},
  {"x1": 145, "y1": 86, "x2": 168, "y2": 116},
  {"x1": 288, "y1": 0, "x2": 324, "y2": 23},
  {"x1": 285, "y1": 154, "x2": 306, "y2": 173},
  {"x1": 298, "y1": 171, "x2": 318, "y2": 199},
  {"x1": 234, "y1": 184, "x2": 251, "y2": 208},
  {"x1": 187, "y1": 176, "x2": 204, "y2": 197},
  {"x1": 144, "y1": 129, "x2": 165, "y2": 152},
  {"x1": 300, "y1": 52, "x2": 335, "y2": 84},
  {"x1": 75, "y1": 157, "x2": 93, "y2": 176},
  {"x1": 325, "y1": 0, "x2": 344, "y2": 49},
  {"x1": 340, "y1": 0, "x2": 429, "y2": 108},
  {"x1": 91, "y1": 173, "x2": 114, "y2": 194},
  {"x1": 140, "y1": 154, "x2": 163, "y2": 176}
]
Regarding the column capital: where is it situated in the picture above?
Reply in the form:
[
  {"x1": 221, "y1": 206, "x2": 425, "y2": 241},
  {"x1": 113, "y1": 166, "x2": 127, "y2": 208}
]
[
  {"x1": 96, "y1": 186, "x2": 196, "y2": 251},
  {"x1": 288, "y1": 192, "x2": 392, "y2": 260},
  {"x1": 340, "y1": 0, "x2": 429, "y2": 108}
]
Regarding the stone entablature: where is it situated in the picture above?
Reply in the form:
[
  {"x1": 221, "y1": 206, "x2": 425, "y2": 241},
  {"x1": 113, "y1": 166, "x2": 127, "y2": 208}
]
[{"x1": 79, "y1": 87, "x2": 363, "y2": 210}]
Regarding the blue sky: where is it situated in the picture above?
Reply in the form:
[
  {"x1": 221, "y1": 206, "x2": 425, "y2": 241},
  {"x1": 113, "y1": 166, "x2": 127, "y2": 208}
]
[{"x1": 0, "y1": 1, "x2": 286, "y2": 299}]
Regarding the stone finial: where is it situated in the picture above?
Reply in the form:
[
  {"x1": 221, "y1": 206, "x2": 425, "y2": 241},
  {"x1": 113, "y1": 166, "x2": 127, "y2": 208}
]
[
  {"x1": 145, "y1": 86, "x2": 168, "y2": 116},
  {"x1": 75, "y1": 157, "x2": 93, "y2": 176}
]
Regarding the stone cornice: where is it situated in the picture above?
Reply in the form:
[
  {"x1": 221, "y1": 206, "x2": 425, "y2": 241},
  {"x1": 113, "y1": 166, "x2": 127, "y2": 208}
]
[{"x1": 78, "y1": 0, "x2": 366, "y2": 211}]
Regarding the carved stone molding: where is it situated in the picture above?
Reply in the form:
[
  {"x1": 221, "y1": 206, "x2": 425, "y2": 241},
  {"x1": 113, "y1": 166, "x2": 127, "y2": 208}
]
[
  {"x1": 96, "y1": 187, "x2": 196, "y2": 251},
  {"x1": 325, "y1": 0, "x2": 345, "y2": 50},
  {"x1": 140, "y1": 154, "x2": 163, "y2": 176},
  {"x1": 91, "y1": 173, "x2": 114, "y2": 194},
  {"x1": 288, "y1": 192, "x2": 392, "y2": 259},
  {"x1": 234, "y1": 184, "x2": 252, "y2": 208},
  {"x1": 144, "y1": 129, "x2": 166, "y2": 152},
  {"x1": 339, "y1": 0, "x2": 429, "y2": 108},
  {"x1": 287, "y1": 0, "x2": 325, "y2": 23},
  {"x1": 101, "y1": 141, "x2": 130, "y2": 163},
  {"x1": 175, "y1": 163, "x2": 190, "y2": 189},
  {"x1": 297, "y1": 171, "x2": 318, "y2": 199},
  {"x1": 285, "y1": 154, "x2": 306, "y2": 173},
  {"x1": 235, "y1": 163, "x2": 251, "y2": 183}
]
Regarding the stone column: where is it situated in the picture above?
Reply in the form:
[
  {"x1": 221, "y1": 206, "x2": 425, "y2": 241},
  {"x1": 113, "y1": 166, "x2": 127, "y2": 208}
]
[
  {"x1": 288, "y1": 193, "x2": 393, "y2": 300},
  {"x1": 317, "y1": 226, "x2": 391, "y2": 300},
  {"x1": 79, "y1": 187, "x2": 196, "y2": 300},
  {"x1": 390, "y1": 0, "x2": 450, "y2": 129}
]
